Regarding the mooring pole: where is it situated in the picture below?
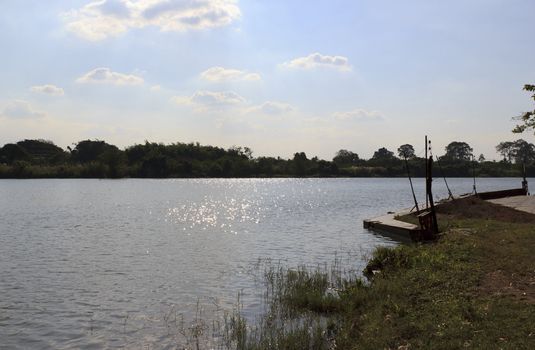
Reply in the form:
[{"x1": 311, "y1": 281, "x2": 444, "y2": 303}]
[
  {"x1": 472, "y1": 155, "x2": 477, "y2": 195},
  {"x1": 522, "y1": 162, "x2": 529, "y2": 195},
  {"x1": 436, "y1": 156, "x2": 454, "y2": 200},
  {"x1": 425, "y1": 135, "x2": 428, "y2": 209},
  {"x1": 405, "y1": 157, "x2": 420, "y2": 214},
  {"x1": 427, "y1": 156, "x2": 439, "y2": 235}
]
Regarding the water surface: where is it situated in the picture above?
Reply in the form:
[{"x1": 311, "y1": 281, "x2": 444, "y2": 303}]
[{"x1": 0, "y1": 178, "x2": 527, "y2": 348}]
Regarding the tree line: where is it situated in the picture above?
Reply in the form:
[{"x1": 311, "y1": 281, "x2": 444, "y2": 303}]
[{"x1": 0, "y1": 138, "x2": 534, "y2": 179}]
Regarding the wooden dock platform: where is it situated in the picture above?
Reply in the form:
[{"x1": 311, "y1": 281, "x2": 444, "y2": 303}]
[
  {"x1": 363, "y1": 209, "x2": 421, "y2": 242},
  {"x1": 363, "y1": 188, "x2": 529, "y2": 242}
]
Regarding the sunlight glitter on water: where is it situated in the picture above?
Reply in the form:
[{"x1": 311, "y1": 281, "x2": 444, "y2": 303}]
[
  {"x1": 0, "y1": 177, "x2": 528, "y2": 349},
  {"x1": 165, "y1": 196, "x2": 266, "y2": 234}
]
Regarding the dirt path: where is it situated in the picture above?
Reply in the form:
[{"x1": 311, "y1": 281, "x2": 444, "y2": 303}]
[{"x1": 488, "y1": 195, "x2": 535, "y2": 215}]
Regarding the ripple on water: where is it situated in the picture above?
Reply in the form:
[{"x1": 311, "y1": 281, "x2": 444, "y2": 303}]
[{"x1": 1, "y1": 177, "x2": 524, "y2": 348}]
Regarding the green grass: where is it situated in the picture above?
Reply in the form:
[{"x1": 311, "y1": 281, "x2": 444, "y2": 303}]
[{"x1": 223, "y1": 199, "x2": 535, "y2": 349}]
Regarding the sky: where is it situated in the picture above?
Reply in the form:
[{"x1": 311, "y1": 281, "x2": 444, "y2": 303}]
[{"x1": 1, "y1": 0, "x2": 534, "y2": 160}]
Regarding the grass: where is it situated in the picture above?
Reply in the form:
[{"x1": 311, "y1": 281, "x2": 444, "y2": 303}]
[{"x1": 222, "y1": 197, "x2": 535, "y2": 349}]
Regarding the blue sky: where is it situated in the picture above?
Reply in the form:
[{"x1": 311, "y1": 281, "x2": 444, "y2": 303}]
[{"x1": 1, "y1": 0, "x2": 534, "y2": 160}]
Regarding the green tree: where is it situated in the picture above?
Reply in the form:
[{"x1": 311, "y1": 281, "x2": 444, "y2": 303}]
[
  {"x1": 496, "y1": 139, "x2": 535, "y2": 164},
  {"x1": 292, "y1": 152, "x2": 308, "y2": 176},
  {"x1": 99, "y1": 147, "x2": 127, "y2": 178},
  {"x1": 317, "y1": 160, "x2": 338, "y2": 176},
  {"x1": 333, "y1": 149, "x2": 360, "y2": 165},
  {"x1": 512, "y1": 84, "x2": 535, "y2": 134},
  {"x1": 372, "y1": 147, "x2": 395, "y2": 160},
  {"x1": 444, "y1": 141, "x2": 473, "y2": 161},
  {"x1": 141, "y1": 154, "x2": 168, "y2": 177},
  {"x1": 16, "y1": 139, "x2": 66, "y2": 164},
  {"x1": 254, "y1": 157, "x2": 276, "y2": 176},
  {"x1": 496, "y1": 141, "x2": 515, "y2": 162},
  {"x1": 228, "y1": 146, "x2": 253, "y2": 160},
  {"x1": 0, "y1": 144, "x2": 30, "y2": 164},
  {"x1": 512, "y1": 139, "x2": 535, "y2": 164},
  {"x1": 72, "y1": 140, "x2": 119, "y2": 163},
  {"x1": 397, "y1": 144, "x2": 415, "y2": 159}
]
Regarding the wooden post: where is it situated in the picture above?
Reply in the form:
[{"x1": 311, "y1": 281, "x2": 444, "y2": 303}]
[
  {"x1": 522, "y1": 162, "x2": 529, "y2": 195},
  {"x1": 427, "y1": 156, "x2": 439, "y2": 235},
  {"x1": 472, "y1": 155, "x2": 478, "y2": 195},
  {"x1": 425, "y1": 135, "x2": 428, "y2": 209},
  {"x1": 405, "y1": 157, "x2": 420, "y2": 214},
  {"x1": 436, "y1": 155, "x2": 454, "y2": 200}
]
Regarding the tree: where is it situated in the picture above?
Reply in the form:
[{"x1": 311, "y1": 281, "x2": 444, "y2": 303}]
[
  {"x1": 99, "y1": 147, "x2": 127, "y2": 178},
  {"x1": 16, "y1": 139, "x2": 66, "y2": 164},
  {"x1": 0, "y1": 144, "x2": 30, "y2": 164},
  {"x1": 512, "y1": 139, "x2": 535, "y2": 164},
  {"x1": 372, "y1": 147, "x2": 395, "y2": 160},
  {"x1": 72, "y1": 140, "x2": 119, "y2": 163},
  {"x1": 228, "y1": 146, "x2": 253, "y2": 159},
  {"x1": 317, "y1": 160, "x2": 338, "y2": 176},
  {"x1": 512, "y1": 84, "x2": 535, "y2": 134},
  {"x1": 478, "y1": 154, "x2": 486, "y2": 162},
  {"x1": 333, "y1": 149, "x2": 360, "y2": 165},
  {"x1": 292, "y1": 152, "x2": 309, "y2": 176},
  {"x1": 444, "y1": 141, "x2": 473, "y2": 161},
  {"x1": 397, "y1": 144, "x2": 415, "y2": 159},
  {"x1": 496, "y1": 139, "x2": 535, "y2": 164},
  {"x1": 496, "y1": 141, "x2": 515, "y2": 162}
]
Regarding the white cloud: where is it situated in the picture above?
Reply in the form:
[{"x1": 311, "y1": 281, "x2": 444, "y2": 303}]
[
  {"x1": 76, "y1": 67, "x2": 144, "y2": 85},
  {"x1": 200, "y1": 67, "x2": 261, "y2": 82},
  {"x1": 332, "y1": 109, "x2": 383, "y2": 122},
  {"x1": 283, "y1": 53, "x2": 352, "y2": 71},
  {"x1": 150, "y1": 84, "x2": 162, "y2": 91},
  {"x1": 171, "y1": 95, "x2": 193, "y2": 105},
  {"x1": 248, "y1": 101, "x2": 293, "y2": 115},
  {"x1": 63, "y1": 0, "x2": 241, "y2": 41},
  {"x1": 1, "y1": 100, "x2": 46, "y2": 119},
  {"x1": 172, "y1": 90, "x2": 246, "y2": 110},
  {"x1": 172, "y1": 90, "x2": 294, "y2": 118},
  {"x1": 96, "y1": 0, "x2": 132, "y2": 18},
  {"x1": 190, "y1": 91, "x2": 245, "y2": 105},
  {"x1": 30, "y1": 84, "x2": 65, "y2": 96}
]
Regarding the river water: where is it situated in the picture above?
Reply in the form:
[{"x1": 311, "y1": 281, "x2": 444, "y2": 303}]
[{"x1": 0, "y1": 178, "x2": 527, "y2": 349}]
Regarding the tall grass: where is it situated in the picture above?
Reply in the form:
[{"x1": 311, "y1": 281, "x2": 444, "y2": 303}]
[{"x1": 219, "y1": 255, "x2": 366, "y2": 350}]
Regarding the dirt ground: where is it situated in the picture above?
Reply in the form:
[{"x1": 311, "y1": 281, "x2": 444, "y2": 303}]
[
  {"x1": 480, "y1": 269, "x2": 535, "y2": 304},
  {"x1": 436, "y1": 196, "x2": 535, "y2": 304},
  {"x1": 436, "y1": 196, "x2": 535, "y2": 223}
]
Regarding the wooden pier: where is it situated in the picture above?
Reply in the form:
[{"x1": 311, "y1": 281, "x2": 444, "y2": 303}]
[
  {"x1": 363, "y1": 209, "x2": 421, "y2": 242},
  {"x1": 363, "y1": 188, "x2": 529, "y2": 242},
  {"x1": 363, "y1": 136, "x2": 530, "y2": 242}
]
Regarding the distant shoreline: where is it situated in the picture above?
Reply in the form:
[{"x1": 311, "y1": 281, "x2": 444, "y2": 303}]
[{"x1": 2, "y1": 139, "x2": 533, "y2": 179}]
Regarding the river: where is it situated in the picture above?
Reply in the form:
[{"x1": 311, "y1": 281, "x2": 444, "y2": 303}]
[{"x1": 0, "y1": 177, "x2": 528, "y2": 349}]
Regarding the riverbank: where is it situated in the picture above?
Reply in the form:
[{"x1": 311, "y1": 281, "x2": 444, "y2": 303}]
[
  {"x1": 0, "y1": 165, "x2": 531, "y2": 179},
  {"x1": 226, "y1": 197, "x2": 535, "y2": 349}
]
